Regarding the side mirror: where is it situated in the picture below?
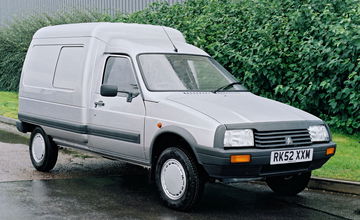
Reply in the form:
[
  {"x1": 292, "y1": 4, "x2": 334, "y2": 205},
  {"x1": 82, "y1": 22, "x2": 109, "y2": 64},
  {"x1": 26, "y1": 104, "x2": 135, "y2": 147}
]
[
  {"x1": 126, "y1": 91, "x2": 140, "y2": 102},
  {"x1": 100, "y1": 84, "x2": 118, "y2": 97},
  {"x1": 117, "y1": 90, "x2": 139, "y2": 102}
]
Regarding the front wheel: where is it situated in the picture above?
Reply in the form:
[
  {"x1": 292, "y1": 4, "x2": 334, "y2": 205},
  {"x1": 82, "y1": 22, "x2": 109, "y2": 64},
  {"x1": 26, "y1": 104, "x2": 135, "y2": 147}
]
[
  {"x1": 29, "y1": 127, "x2": 58, "y2": 172},
  {"x1": 155, "y1": 147, "x2": 205, "y2": 211},
  {"x1": 266, "y1": 172, "x2": 311, "y2": 196}
]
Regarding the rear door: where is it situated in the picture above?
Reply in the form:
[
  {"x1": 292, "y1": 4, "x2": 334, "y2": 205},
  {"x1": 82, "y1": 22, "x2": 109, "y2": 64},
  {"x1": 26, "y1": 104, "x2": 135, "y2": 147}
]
[{"x1": 88, "y1": 55, "x2": 146, "y2": 161}]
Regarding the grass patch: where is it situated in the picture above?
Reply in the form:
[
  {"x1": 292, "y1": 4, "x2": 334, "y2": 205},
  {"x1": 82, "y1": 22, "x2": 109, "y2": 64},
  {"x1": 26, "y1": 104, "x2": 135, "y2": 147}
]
[
  {"x1": 313, "y1": 132, "x2": 360, "y2": 182},
  {"x1": 0, "y1": 91, "x2": 358, "y2": 181},
  {"x1": 0, "y1": 91, "x2": 18, "y2": 119}
]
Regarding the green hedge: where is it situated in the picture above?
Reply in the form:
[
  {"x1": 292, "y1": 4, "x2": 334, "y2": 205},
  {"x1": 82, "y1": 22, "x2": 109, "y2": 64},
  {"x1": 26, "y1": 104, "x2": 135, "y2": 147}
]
[{"x1": 0, "y1": 0, "x2": 359, "y2": 133}]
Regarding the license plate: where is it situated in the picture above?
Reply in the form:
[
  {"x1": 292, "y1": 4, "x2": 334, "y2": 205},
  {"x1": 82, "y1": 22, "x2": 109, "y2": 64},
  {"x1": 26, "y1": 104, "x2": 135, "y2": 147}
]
[{"x1": 270, "y1": 148, "x2": 313, "y2": 165}]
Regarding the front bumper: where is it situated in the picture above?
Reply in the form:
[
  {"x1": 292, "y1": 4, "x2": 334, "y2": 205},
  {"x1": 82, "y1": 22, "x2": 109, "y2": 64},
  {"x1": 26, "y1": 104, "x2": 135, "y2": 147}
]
[{"x1": 196, "y1": 142, "x2": 336, "y2": 179}]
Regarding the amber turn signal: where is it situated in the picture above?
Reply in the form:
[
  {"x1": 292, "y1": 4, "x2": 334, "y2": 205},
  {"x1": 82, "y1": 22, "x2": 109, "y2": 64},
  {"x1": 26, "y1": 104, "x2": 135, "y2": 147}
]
[
  {"x1": 230, "y1": 154, "x2": 251, "y2": 163},
  {"x1": 326, "y1": 147, "x2": 335, "y2": 156}
]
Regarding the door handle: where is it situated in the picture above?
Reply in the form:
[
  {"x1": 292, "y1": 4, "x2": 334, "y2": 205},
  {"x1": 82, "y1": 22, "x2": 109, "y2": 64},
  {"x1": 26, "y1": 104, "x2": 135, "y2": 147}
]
[{"x1": 94, "y1": 100, "x2": 105, "y2": 107}]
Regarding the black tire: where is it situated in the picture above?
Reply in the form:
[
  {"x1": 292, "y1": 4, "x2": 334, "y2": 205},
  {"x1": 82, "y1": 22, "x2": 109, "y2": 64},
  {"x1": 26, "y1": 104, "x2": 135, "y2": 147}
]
[
  {"x1": 266, "y1": 172, "x2": 311, "y2": 196},
  {"x1": 29, "y1": 127, "x2": 58, "y2": 172},
  {"x1": 155, "y1": 147, "x2": 205, "y2": 211}
]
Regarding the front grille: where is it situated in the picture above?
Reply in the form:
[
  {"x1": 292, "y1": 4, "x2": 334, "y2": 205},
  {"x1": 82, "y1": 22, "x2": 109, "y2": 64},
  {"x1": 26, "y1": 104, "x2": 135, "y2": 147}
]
[{"x1": 254, "y1": 129, "x2": 312, "y2": 148}]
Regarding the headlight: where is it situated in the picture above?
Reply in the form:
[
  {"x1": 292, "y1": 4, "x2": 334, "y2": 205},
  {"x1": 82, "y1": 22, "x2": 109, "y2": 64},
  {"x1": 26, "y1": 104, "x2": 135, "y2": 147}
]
[
  {"x1": 308, "y1": 125, "x2": 329, "y2": 142},
  {"x1": 224, "y1": 129, "x2": 254, "y2": 147}
]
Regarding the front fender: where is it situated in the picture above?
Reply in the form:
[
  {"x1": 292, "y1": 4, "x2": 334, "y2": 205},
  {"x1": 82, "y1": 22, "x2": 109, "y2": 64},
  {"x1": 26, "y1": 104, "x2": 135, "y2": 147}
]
[{"x1": 149, "y1": 125, "x2": 201, "y2": 164}]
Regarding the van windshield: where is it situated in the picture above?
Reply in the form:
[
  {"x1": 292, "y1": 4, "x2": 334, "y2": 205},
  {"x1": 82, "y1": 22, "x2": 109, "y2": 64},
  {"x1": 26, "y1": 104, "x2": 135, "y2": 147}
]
[{"x1": 138, "y1": 54, "x2": 247, "y2": 92}]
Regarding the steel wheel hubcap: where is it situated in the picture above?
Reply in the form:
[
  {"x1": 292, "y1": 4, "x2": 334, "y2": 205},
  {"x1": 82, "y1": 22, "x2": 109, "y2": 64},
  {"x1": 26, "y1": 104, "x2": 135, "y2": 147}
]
[
  {"x1": 32, "y1": 133, "x2": 45, "y2": 163},
  {"x1": 160, "y1": 159, "x2": 187, "y2": 200}
]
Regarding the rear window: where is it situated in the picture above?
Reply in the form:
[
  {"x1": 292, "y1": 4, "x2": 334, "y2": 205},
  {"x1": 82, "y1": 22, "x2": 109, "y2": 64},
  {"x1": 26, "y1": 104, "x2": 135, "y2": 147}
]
[
  {"x1": 23, "y1": 45, "x2": 85, "y2": 90},
  {"x1": 23, "y1": 45, "x2": 60, "y2": 88},
  {"x1": 53, "y1": 46, "x2": 85, "y2": 90}
]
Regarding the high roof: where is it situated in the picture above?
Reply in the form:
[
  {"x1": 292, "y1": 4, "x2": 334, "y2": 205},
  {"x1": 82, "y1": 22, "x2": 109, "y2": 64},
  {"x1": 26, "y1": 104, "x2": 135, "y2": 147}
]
[
  {"x1": 34, "y1": 22, "x2": 185, "y2": 42},
  {"x1": 33, "y1": 22, "x2": 208, "y2": 56}
]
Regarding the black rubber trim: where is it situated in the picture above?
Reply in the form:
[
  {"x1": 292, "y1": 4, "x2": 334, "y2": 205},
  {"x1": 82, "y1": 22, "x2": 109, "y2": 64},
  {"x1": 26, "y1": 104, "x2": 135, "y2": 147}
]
[
  {"x1": 18, "y1": 114, "x2": 87, "y2": 134},
  {"x1": 213, "y1": 124, "x2": 226, "y2": 148},
  {"x1": 88, "y1": 126, "x2": 140, "y2": 144},
  {"x1": 18, "y1": 114, "x2": 140, "y2": 144}
]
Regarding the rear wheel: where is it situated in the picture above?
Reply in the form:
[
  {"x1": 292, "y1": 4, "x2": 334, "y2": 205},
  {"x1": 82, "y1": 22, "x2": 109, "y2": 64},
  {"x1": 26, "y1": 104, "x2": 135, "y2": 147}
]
[
  {"x1": 266, "y1": 172, "x2": 311, "y2": 196},
  {"x1": 29, "y1": 127, "x2": 58, "y2": 172},
  {"x1": 155, "y1": 147, "x2": 205, "y2": 211}
]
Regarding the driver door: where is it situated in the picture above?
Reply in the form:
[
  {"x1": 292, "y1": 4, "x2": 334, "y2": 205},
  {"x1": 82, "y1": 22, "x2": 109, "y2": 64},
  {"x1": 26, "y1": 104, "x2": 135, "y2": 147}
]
[{"x1": 88, "y1": 55, "x2": 145, "y2": 161}]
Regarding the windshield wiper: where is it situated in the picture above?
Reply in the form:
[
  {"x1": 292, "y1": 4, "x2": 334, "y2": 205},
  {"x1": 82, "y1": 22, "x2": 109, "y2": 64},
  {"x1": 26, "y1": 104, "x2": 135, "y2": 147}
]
[{"x1": 212, "y1": 82, "x2": 244, "y2": 93}]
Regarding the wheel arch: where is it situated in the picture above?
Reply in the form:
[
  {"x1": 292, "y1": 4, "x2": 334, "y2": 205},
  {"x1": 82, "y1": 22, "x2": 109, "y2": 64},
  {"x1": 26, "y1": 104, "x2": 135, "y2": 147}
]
[{"x1": 150, "y1": 126, "x2": 201, "y2": 168}]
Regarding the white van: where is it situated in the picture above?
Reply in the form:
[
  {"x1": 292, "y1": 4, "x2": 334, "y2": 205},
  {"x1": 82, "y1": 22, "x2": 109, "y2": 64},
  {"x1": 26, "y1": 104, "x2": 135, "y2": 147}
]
[{"x1": 17, "y1": 23, "x2": 336, "y2": 210}]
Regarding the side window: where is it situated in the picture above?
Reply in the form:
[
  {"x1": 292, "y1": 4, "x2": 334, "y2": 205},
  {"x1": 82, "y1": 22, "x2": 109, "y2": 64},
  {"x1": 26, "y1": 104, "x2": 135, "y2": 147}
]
[
  {"x1": 23, "y1": 45, "x2": 60, "y2": 88},
  {"x1": 102, "y1": 56, "x2": 138, "y2": 95},
  {"x1": 53, "y1": 46, "x2": 85, "y2": 90}
]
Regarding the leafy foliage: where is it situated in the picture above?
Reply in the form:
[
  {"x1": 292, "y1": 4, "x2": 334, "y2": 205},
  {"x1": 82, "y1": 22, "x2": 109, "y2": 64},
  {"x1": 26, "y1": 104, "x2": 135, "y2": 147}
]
[{"x1": 0, "y1": 0, "x2": 359, "y2": 133}]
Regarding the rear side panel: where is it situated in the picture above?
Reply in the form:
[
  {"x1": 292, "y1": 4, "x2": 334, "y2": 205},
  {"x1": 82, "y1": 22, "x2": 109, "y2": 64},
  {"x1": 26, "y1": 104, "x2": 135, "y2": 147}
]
[{"x1": 18, "y1": 37, "x2": 104, "y2": 144}]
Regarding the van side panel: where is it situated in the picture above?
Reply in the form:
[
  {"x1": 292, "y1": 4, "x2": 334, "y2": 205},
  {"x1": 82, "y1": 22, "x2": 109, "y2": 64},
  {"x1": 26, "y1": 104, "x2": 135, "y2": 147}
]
[{"x1": 18, "y1": 37, "x2": 102, "y2": 144}]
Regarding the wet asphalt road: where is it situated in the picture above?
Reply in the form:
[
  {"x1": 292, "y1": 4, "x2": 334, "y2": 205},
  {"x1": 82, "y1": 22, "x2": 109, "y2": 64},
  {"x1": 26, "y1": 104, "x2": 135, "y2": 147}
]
[{"x1": 0, "y1": 128, "x2": 359, "y2": 219}]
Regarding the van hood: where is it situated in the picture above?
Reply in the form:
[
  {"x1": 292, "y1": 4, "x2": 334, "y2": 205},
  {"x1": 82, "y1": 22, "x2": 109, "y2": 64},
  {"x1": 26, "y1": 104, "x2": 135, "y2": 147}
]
[{"x1": 167, "y1": 92, "x2": 321, "y2": 125}]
